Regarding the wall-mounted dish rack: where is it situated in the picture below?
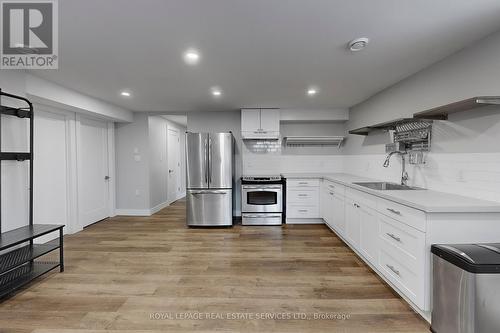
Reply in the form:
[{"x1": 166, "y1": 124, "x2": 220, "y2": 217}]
[
  {"x1": 393, "y1": 121, "x2": 432, "y2": 151},
  {"x1": 284, "y1": 136, "x2": 345, "y2": 148}
]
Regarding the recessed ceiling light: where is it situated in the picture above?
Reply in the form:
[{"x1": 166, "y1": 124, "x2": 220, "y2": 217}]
[
  {"x1": 348, "y1": 37, "x2": 369, "y2": 52},
  {"x1": 307, "y1": 88, "x2": 318, "y2": 96},
  {"x1": 120, "y1": 91, "x2": 131, "y2": 97},
  {"x1": 184, "y1": 49, "x2": 200, "y2": 65},
  {"x1": 211, "y1": 88, "x2": 222, "y2": 97}
]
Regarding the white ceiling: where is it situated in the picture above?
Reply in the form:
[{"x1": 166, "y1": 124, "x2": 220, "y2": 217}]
[{"x1": 32, "y1": 0, "x2": 500, "y2": 112}]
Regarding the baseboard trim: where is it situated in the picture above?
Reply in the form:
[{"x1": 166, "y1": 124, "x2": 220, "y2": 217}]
[
  {"x1": 150, "y1": 201, "x2": 170, "y2": 215},
  {"x1": 286, "y1": 218, "x2": 324, "y2": 224},
  {"x1": 115, "y1": 209, "x2": 151, "y2": 216}
]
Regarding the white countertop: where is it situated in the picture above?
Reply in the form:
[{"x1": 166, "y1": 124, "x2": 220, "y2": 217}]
[{"x1": 282, "y1": 173, "x2": 500, "y2": 213}]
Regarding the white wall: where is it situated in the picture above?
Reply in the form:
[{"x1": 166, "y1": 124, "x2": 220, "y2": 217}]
[
  {"x1": 1, "y1": 71, "x2": 130, "y2": 233},
  {"x1": 115, "y1": 113, "x2": 150, "y2": 213},
  {"x1": 0, "y1": 71, "x2": 29, "y2": 233},
  {"x1": 148, "y1": 116, "x2": 186, "y2": 211},
  {"x1": 344, "y1": 30, "x2": 500, "y2": 203},
  {"x1": 115, "y1": 114, "x2": 186, "y2": 215}
]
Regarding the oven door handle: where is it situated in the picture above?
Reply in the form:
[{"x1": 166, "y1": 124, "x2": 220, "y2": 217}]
[
  {"x1": 243, "y1": 189, "x2": 280, "y2": 192},
  {"x1": 243, "y1": 186, "x2": 281, "y2": 190}
]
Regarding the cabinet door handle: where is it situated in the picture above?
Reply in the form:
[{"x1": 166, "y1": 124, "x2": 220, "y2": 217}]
[
  {"x1": 298, "y1": 182, "x2": 308, "y2": 185},
  {"x1": 298, "y1": 209, "x2": 308, "y2": 213},
  {"x1": 386, "y1": 264, "x2": 400, "y2": 276},
  {"x1": 298, "y1": 194, "x2": 308, "y2": 197},
  {"x1": 386, "y1": 233, "x2": 401, "y2": 242},
  {"x1": 387, "y1": 208, "x2": 401, "y2": 216}
]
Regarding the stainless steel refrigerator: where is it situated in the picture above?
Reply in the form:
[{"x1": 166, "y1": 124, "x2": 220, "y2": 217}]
[{"x1": 186, "y1": 132, "x2": 234, "y2": 226}]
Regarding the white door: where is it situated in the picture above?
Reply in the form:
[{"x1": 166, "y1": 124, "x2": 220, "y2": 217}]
[
  {"x1": 34, "y1": 109, "x2": 70, "y2": 240},
  {"x1": 77, "y1": 116, "x2": 110, "y2": 227},
  {"x1": 167, "y1": 127, "x2": 181, "y2": 202}
]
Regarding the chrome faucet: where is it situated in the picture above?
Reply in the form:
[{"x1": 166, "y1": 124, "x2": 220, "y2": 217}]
[{"x1": 383, "y1": 151, "x2": 409, "y2": 186}]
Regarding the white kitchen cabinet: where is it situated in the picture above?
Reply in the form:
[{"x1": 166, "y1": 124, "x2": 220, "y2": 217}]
[
  {"x1": 345, "y1": 198, "x2": 361, "y2": 247},
  {"x1": 260, "y1": 109, "x2": 280, "y2": 133},
  {"x1": 290, "y1": 175, "x2": 500, "y2": 321},
  {"x1": 320, "y1": 180, "x2": 330, "y2": 224},
  {"x1": 331, "y1": 193, "x2": 345, "y2": 235},
  {"x1": 286, "y1": 178, "x2": 321, "y2": 224},
  {"x1": 241, "y1": 109, "x2": 280, "y2": 139},
  {"x1": 359, "y1": 205, "x2": 378, "y2": 265},
  {"x1": 241, "y1": 109, "x2": 261, "y2": 133},
  {"x1": 321, "y1": 180, "x2": 346, "y2": 235}
]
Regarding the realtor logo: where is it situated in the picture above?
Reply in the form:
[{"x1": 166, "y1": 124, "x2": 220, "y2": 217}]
[{"x1": 1, "y1": 0, "x2": 58, "y2": 69}]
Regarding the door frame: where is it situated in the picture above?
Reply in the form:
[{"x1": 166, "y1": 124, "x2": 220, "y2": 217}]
[
  {"x1": 75, "y1": 114, "x2": 116, "y2": 229},
  {"x1": 167, "y1": 125, "x2": 182, "y2": 204}
]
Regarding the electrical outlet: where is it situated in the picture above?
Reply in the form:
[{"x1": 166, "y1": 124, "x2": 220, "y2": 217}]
[{"x1": 135, "y1": 189, "x2": 141, "y2": 196}]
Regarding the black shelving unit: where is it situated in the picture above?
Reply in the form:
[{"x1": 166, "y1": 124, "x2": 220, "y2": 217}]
[{"x1": 0, "y1": 89, "x2": 64, "y2": 300}]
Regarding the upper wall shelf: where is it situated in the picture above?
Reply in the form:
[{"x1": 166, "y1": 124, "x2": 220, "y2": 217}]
[
  {"x1": 348, "y1": 118, "x2": 415, "y2": 136},
  {"x1": 413, "y1": 96, "x2": 500, "y2": 120},
  {"x1": 349, "y1": 96, "x2": 500, "y2": 136}
]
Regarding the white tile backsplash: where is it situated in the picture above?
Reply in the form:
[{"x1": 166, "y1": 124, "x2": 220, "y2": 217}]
[
  {"x1": 243, "y1": 154, "x2": 344, "y2": 175},
  {"x1": 244, "y1": 148, "x2": 500, "y2": 203},
  {"x1": 344, "y1": 152, "x2": 500, "y2": 203}
]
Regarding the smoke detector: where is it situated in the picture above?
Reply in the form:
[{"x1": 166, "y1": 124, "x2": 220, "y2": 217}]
[{"x1": 348, "y1": 37, "x2": 369, "y2": 52}]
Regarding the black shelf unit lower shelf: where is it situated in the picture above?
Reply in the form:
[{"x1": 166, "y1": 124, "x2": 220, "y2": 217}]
[
  {"x1": 0, "y1": 152, "x2": 31, "y2": 161},
  {"x1": 0, "y1": 262, "x2": 60, "y2": 299},
  {"x1": 0, "y1": 224, "x2": 64, "y2": 300},
  {"x1": 0, "y1": 243, "x2": 60, "y2": 274}
]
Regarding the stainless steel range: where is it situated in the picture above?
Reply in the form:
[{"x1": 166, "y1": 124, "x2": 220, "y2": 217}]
[{"x1": 241, "y1": 175, "x2": 283, "y2": 226}]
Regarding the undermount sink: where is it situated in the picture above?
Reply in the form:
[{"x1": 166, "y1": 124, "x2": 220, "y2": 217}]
[{"x1": 353, "y1": 182, "x2": 424, "y2": 191}]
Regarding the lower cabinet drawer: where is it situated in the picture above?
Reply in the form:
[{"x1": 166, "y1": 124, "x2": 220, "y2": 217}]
[
  {"x1": 378, "y1": 241, "x2": 424, "y2": 308},
  {"x1": 287, "y1": 205, "x2": 319, "y2": 218},
  {"x1": 377, "y1": 197, "x2": 426, "y2": 232},
  {"x1": 287, "y1": 179, "x2": 320, "y2": 188},
  {"x1": 287, "y1": 189, "x2": 319, "y2": 205},
  {"x1": 379, "y1": 214, "x2": 425, "y2": 266}
]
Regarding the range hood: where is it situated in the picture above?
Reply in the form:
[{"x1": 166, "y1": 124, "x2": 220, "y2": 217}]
[
  {"x1": 284, "y1": 136, "x2": 345, "y2": 147},
  {"x1": 241, "y1": 130, "x2": 280, "y2": 140}
]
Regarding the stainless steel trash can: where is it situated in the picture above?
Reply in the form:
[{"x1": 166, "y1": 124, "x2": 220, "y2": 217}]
[{"x1": 431, "y1": 244, "x2": 500, "y2": 333}]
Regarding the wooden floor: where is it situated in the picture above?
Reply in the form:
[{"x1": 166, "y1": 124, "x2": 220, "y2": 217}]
[{"x1": 0, "y1": 199, "x2": 429, "y2": 333}]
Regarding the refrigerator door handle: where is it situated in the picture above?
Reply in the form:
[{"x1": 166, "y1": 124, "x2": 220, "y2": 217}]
[
  {"x1": 191, "y1": 190, "x2": 228, "y2": 195},
  {"x1": 208, "y1": 136, "x2": 212, "y2": 185},
  {"x1": 204, "y1": 138, "x2": 209, "y2": 185}
]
